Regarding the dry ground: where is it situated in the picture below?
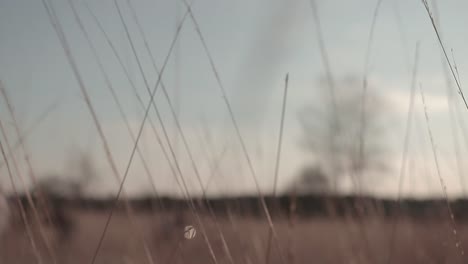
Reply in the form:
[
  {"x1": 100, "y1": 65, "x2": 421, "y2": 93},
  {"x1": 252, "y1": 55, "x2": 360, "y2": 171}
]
[{"x1": 0, "y1": 207, "x2": 467, "y2": 264}]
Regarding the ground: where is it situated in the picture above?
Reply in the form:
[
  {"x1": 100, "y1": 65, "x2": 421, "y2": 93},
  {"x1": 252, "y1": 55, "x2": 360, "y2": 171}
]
[{"x1": 0, "y1": 205, "x2": 467, "y2": 264}]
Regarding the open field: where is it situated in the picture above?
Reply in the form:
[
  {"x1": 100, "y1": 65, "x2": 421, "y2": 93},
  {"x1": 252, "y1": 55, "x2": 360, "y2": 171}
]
[
  {"x1": 1, "y1": 197, "x2": 468, "y2": 264},
  {"x1": 2, "y1": 1, "x2": 468, "y2": 264}
]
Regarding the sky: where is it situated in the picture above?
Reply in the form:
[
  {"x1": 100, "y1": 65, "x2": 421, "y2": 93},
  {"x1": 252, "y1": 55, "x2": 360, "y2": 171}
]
[{"x1": 1, "y1": 0, "x2": 468, "y2": 198}]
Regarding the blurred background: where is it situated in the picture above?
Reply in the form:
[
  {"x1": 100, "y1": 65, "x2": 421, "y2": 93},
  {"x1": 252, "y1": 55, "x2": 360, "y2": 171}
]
[{"x1": 1, "y1": 0, "x2": 468, "y2": 263}]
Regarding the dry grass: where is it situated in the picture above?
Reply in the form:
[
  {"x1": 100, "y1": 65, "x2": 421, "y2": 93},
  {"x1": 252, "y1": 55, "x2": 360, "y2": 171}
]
[
  {"x1": 1, "y1": 1, "x2": 467, "y2": 264},
  {"x1": 1, "y1": 205, "x2": 468, "y2": 264}
]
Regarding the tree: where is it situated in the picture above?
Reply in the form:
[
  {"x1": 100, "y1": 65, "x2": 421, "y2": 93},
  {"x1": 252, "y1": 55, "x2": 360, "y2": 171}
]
[
  {"x1": 35, "y1": 150, "x2": 97, "y2": 198},
  {"x1": 296, "y1": 75, "x2": 389, "y2": 193},
  {"x1": 287, "y1": 164, "x2": 330, "y2": 194},
  {"x1": 31, "y1": 150, "x2": 98, "y2": 240}
]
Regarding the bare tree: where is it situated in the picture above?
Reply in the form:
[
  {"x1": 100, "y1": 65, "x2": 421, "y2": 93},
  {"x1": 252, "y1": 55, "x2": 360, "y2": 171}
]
[
  {"x1": 36, "y1": 150, "x2": 97, "y2": 198},
  {"x1": 31, "y1": 150, "x2": 98, "y2": 240},
  {"x1": 287, "y1": 164, "x2": 330, "y2": 195},
  {"x1": 297, "y1": 75, "x2": 389, "y2": 193}
]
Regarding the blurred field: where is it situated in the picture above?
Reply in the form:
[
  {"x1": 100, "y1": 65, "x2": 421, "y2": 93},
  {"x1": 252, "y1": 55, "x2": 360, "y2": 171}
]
[{"x1": 1, "y1": 200, "x2": 468, "y2": 264}]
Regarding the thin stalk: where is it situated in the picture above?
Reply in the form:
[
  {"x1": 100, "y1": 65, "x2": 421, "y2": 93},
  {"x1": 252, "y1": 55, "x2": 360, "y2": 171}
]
[
  {"x1": 39, "y1": 1, "x2": 156, "y2": 263},
  {"x1": 265, "y1": 74, "x2": 290, "y2": 264}
]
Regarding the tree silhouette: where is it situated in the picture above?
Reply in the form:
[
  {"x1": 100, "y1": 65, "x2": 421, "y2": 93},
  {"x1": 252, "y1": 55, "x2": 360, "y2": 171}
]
[
  {"x1": 296, "y1": 76, "x2": 389, "y2": 193},
  {"x1": 32, "y1": 150, "x2": 98, "y2": 240},
  {"x1": 287, "y1": 164, "x2": 330, "y2": 194}
]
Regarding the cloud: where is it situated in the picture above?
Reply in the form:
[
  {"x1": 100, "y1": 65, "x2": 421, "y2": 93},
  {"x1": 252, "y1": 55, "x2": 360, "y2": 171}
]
[{"x1": 386, "y1": 89, "x2": 449, "y2": 115}]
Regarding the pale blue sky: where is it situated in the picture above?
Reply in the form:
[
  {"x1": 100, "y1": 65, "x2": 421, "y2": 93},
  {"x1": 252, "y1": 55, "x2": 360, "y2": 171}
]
[{"x1": 1, "y1": 0, "x2": 468, "y2": 198}]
